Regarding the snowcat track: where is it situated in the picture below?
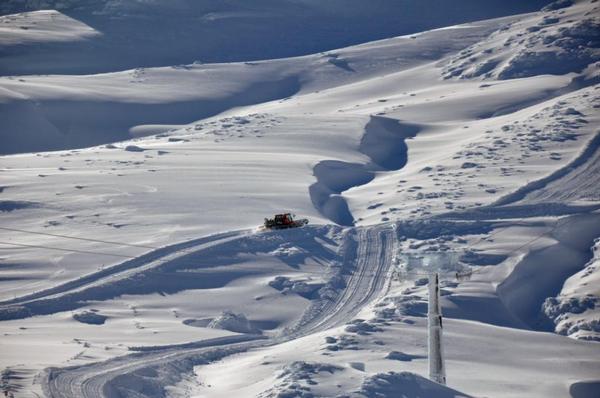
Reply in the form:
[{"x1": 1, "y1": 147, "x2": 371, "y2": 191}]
[{"x1": 42, "y1": 225, "x2": 395, "y2": 398}]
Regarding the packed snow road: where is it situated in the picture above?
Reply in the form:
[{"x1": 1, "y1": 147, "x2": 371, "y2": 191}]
[
  {"x1": 288, "y1": 226, "x2": 395, "y2": 336},
  {"x1": 41, "y1": 225, "x2": 395, "y2": 398}
]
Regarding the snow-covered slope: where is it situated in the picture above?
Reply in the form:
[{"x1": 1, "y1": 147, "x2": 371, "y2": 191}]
[
  {"x1": 0, "y1": 10, "x2": 100, "y2": 46},
  {"x1": 0, "y1": 15, "x2": 522, "y2": 155},
  {"x1": 0, "y1": 0, "x2": 552, "y2": 76},
  {"x1": 442, "y1": 0, "x2": 600, "y2": 80},
  {"x1": 1, "y1": 1, "x2": 599, "y2": 397}
]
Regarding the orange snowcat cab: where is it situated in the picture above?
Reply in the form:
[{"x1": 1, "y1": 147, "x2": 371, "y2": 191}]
[{"x1": 264, "y1": 213, "x2": 309, "y2": 229}]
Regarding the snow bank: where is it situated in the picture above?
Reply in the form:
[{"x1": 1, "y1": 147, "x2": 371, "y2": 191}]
[
  {"x1": 498, "y1": 213, "x2": 600, "y2": 330},
  {"x1": 355, "y1": 371, "x2": 472, "y2": 398},
  {"x1": 543, "y1": 237, "x2": 600, "y2": 341}
]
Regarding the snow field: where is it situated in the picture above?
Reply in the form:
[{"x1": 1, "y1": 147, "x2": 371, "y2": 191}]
[{"x1": 1, "y1": 1, "x2": 600, "y2": 397}]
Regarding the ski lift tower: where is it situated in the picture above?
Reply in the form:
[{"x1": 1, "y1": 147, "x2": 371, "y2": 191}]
[
  {"x1": 428, "y1": 272, "x2": 445, "y2": 385},
  {"x1": 395, "y1": 250, "x2": 470, "y2": 385}
]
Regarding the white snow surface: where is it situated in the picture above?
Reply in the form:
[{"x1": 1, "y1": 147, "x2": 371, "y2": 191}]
[
  {"x1": 1, "y1": 1, "x2": 600, "y2": 397},
  {"x1": 0, "y1": 0, "x2": 552, "y2": 76},
  {"x1": 0, "y1": 10, "x2": 100, "y2": 46}
]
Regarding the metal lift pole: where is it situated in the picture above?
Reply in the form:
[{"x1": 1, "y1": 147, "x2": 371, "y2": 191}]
[{"x1": 428, "y1": 272, "x2": 446, "y2": 385}]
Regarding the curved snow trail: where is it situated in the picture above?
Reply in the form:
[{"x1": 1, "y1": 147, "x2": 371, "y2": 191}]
[
  {"x1": 0, "y1": 230, "x2": 251, "y2": 320},
  {"x1": 1, "y1": 230, "x2": 248, "y2": 307},
  {"x1": 42, "y1": 224, "x2": 396, "y2": 398},
  {"x1": 289, "y1": 225, "x2": 395, "y2": 336},
  {"x1": 43, "y1": 335, "x2": 266, "y2": 398}
]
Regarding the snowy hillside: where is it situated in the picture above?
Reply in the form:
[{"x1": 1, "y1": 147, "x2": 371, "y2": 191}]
[
  {"x1": 0, "y1": 0, "x2": 552, "y2": 76},
  {"x1": 1, "y1": 0, "x2": 600, "y2": 397}
]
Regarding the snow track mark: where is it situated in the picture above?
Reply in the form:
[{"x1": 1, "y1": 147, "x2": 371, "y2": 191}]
[
  {"x1": 42, "y1": 225, "x2": 395, "y2": 398},
  {"x1": 0, "y1": 230, "x2": 249, "y2": 320}
]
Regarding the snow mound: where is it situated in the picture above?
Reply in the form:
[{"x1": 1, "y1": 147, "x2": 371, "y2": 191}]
[
  {"x1": 207, "y1": 311, "x2": 258, "y2": 334},
  {"x1": 268, "y1": 276, "x2": 324, "y2": 299},
  {"x1": 269, "y1": 244, "x2": 308, "y2": 266},
  {"x1": 354, "y1": 371, "x2": 472, "y2": 398},
  {"x1": 72, "y1": 310, "x2": 108, "y2": 325},
  {"x1": 323, "y1": 334, "x2": 360, "y2": 352},
  {"x1": 278, "y1": 361, "x2": 343, "y2": 381},
  {"x1": 344, "y1": 318, "x2": 383, "y2": 335},
  {"x1": 262, "y1": 361, "x2": 343, "y2": 397}
]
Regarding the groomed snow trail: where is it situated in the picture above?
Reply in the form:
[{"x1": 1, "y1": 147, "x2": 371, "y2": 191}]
[
  {"x1": 0, "y1": 230, "x2": 251, "y2": 320},
  {"x1": 42, "y1": 225, "x2": 395, "y2": 398},
  {"x1": 289, "y1": 226, "x2": 395, "y2": 336},
  {"x1": 43, "y1": 335, "x2": 265, "y2": 398}
]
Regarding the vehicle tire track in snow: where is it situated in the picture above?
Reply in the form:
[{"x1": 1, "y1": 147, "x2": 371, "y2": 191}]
[
  {"x1": 290, "y1": 225, "x2": 395, "y2": 335},
  {"x1": 42, "y1": 225, "x2": 395, "y2": 398},
  {"x1": 0, "y1": 230, "x2": 250, "y2": 320},
  {"x1": 43, "y1": 335, "x2": 265, "y2": 398}
]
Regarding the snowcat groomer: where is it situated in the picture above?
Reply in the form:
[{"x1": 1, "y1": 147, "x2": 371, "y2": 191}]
[{"x1": 264, "y1": 213, "x2": 308, "y2": 229}]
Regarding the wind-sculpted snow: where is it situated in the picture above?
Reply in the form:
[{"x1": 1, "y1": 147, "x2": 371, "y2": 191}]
[
  {"x1": 309, "y1": 117, "x2": 420, "y2": 225},
  {"x1": 543, "y1": 237, "x2": 600, "y2": 341},
  {"x1": 443, "y1": 0, "x2": 599, "y2": 81},
  {"x1": 509, "y1": 131, "x2": 600, "y2": 204},
  {"x1": 360, "y1": 116, "x2": 420, "y2": 171},
  {"x1": 261, "y1": 361, "x2": 344, "y2": 397},
  {"x1": 309, "y1": 162, "x2": 373, "y2": 226},
  {"x1": 208, "y1": 311, "x2": 259, "y2": 334},
  {"x1": 497, "y1": 213, "x2": 600, "y2": 330}
]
